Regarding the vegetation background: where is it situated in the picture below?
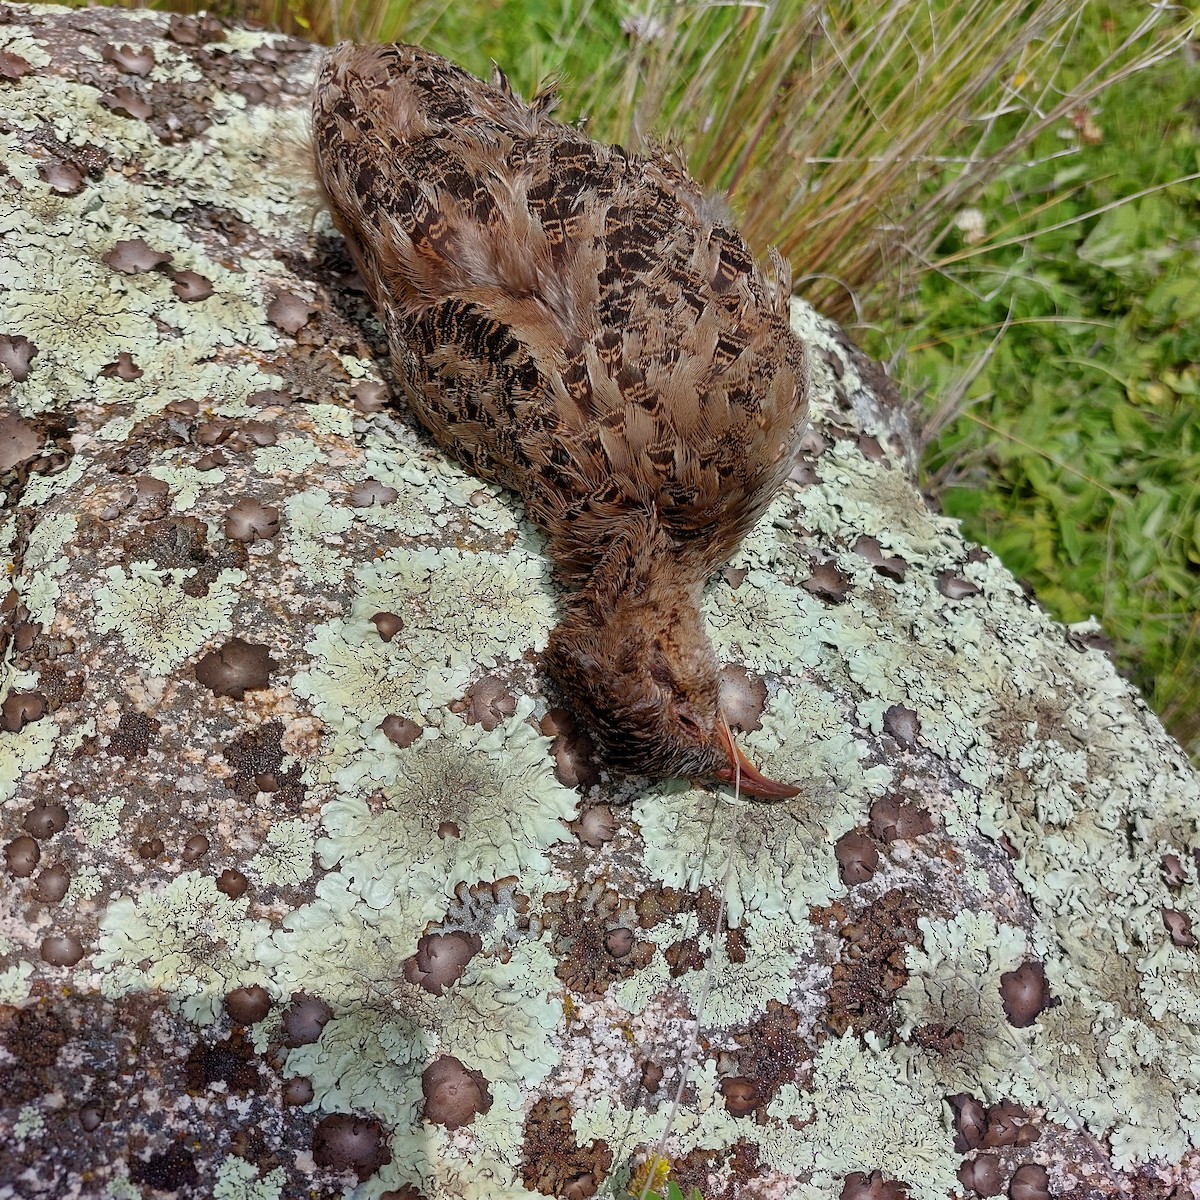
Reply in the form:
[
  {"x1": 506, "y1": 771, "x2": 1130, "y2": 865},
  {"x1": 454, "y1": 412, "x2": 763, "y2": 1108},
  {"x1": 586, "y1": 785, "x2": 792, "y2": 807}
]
[{"x1": 86, "y1": 0, "x2": 1200, "y2": 758}]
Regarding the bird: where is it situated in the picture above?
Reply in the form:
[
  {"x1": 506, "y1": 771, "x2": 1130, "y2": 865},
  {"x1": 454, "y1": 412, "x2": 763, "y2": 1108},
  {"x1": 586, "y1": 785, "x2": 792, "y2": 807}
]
[{"x1": 310, "y1": 43, "x2": 808, "y2": 799}]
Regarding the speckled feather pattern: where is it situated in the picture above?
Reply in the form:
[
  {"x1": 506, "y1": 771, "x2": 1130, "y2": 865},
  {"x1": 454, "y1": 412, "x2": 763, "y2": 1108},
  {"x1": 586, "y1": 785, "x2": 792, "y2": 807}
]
[{"x1": 310, "y1": 44, "x2": 809, "y2": 785}]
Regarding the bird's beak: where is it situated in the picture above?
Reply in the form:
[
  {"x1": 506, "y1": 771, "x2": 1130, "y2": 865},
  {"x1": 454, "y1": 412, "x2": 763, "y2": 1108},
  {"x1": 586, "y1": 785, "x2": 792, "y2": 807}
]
[{"x1": 712, "y1": 717, "x2": 801, "y2": 801}]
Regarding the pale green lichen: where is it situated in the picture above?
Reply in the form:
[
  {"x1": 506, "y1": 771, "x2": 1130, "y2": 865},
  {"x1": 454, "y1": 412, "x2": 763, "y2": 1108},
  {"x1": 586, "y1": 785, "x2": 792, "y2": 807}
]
[
  {"x1": 72, "y1": 796, "x2": 126, "y2": 854},
  {"x1": 673, "y1": 925, "x2": 804, "y2": 1029},
  {"x1": 248, "y1": 818, "x2": 316, "y2": 888},
  {"x1": 94, "y1": 872, "x2": 269, "y2": 1025},
  {"x1": 348, "y1": 546, "x2": 557, "y2": 670},
  {"x1": 0, "y1": 960, "x2": 35, "y2": 1005},
  {"x1": 703, "y1": 571, "x2": 824, "y2": 676},
  {"x1": 254, "y1": 437, "x2": 329, "y2": 477},
  {"x1": 14, "y1": 1104, "x2": 44, "y2": 1141},
  {"x1": 895, "y1": 911, "x2": 1031, "y2": 1096},
  {"x1": 92, "y1": 563, "x2": 245, "y2": 675},
  {"x1": 13, "y1": 513, "x2": 76, "y2": 627},
  {"x1": 282, "y1": 489, "x2": 355, "y2": 585},
  {"x1": 0, "y1": 717, "x2": 57, "y2": 807},
  {"x1": 760, "y1": 1033, "x2": 959, "y2": 1200},
  {"x1": 323, "y1": 703, "x2": 577, "y2": 899},
  {"x1": 19, "y1": 456, "x2": 86, "y2": 508},
  {"x1": 145, "y1": 462, "x2": 224, "y2": 512},
  {"x1": 634, "y1": 687, "x2": 884, "y2": 925},
  {"x1": 213, "y1": 1157, "x2": 286, "y2": 1200},
  {"x1": 294, "y1": 546, "x2": 557, "y2": 732}
]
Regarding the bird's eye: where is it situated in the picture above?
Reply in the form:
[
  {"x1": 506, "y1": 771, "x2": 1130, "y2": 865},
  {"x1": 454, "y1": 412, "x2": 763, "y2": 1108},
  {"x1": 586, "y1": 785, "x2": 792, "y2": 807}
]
[{"x1": 676, "y1": 709, "x2": 704, "y2": 740}]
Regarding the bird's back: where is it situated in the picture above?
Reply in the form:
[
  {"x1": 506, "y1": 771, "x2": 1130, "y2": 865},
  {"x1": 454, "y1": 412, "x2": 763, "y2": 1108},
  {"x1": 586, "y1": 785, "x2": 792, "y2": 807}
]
[{"x1": 312, "y1": 44, "x2": 808, "y2": 585}]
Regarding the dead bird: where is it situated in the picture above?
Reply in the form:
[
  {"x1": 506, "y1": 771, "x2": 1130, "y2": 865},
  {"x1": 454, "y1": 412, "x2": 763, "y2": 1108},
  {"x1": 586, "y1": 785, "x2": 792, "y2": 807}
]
[{"x1": 311, "y1": 44, "x2": 808, "y2": 799}]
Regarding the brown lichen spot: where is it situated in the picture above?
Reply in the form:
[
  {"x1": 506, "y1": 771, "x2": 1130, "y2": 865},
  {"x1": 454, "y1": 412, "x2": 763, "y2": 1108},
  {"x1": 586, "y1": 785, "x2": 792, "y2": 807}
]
[
  {"x1": 1161, "y1": 907, "x2": 1196, "y2": 948},
  {"x1": 521, "y1": 1094, "x2": 611, "y2": 1197},
  {"x1": 640, "y1": 1060, "x2": 663, "y2": 1093},
  {"x1": 39, "y1": 158, "x2": 85, "y2": 195},
  {"x1": 835, "y1": 829, "x2": 879, "y2": 885},
  {"x1": 283, "y1": 1076, "x2": 314, "y2": 1106},
  {"x1": 937, "y1": 570, "x2": 981, "y2": 600},
  {"x1": 1009, "y1": 1164, "x2": 1050, "y2": 1200},
  {"x1": 78, "y1": 1102, "x2": 105, "y2": 1132},
  {"x1": 216, "y1": 868, "x2": 248, "y2": 898},
  {"x1": 802, "y1": 560, "x2": 851, "y2": 604},
  {"x1": 351, "y1": 380, "x2": 389, "y2": 412},
  {"x1": 380, "y1": 714, "x2": 423, "y2": 748},
  {"x1": 949, "y1": 1093, "x2": 988, "y2": 1152},
  {"x1": 869, "y1": 795, "x2": 933, "y2": 843},
  {"x1": 1160, "y1": 853, "x2": 1187, "y2": 888},
  {"x1": 100, "y1": 351, "x2": 143, "y2": 381},
  {"x1": 718, "y1": 665, "x2": 768, "y2": 733},
  {"x1": 34, "y1": 865, "x2": 70, "y2": 903},
  {"x1": 422, "y1": 1055, "x2": 492, "y2": 1130},
  {"x1": 137, "y1": 836, "x2": 165, "y2": 860},
  {"x1": 720, "y1": 1075, "x2": 759, "y2": 1117},
  {"x1": 572, "y1": 803, "x2": 617, "y2": 847},
  {"x1": 240, "y1": 420, "x2": 278, "y2": 448},
  {"x1": 195, "y1": 637, "x2": 278, "y2": 700},
  {"x1": 731, "y1": 999, "x2": 806, "y2": 1105},
  {"x1": 0, "y1": 334, "x2": 37, "y2": 383},
  {"x1": 451, "y1": 675, "x2": 517, "y2": 731},
  {"x1": 0, "y1": 413, "x2": 40, "y2": 469},
  {"x1": 1, "y1": 1002, "x2": 68, "y2": 1071},
  {"x1": 106, "y1": 709, "x2": 160, "y2": 758},
  {"x1": 196, "y1": 450, "x2": 227, "y2": 471},
  {"x1": 348, "y1": 478, "x2": 398, "y2": 507},
  {"x1": 999, "y1": 961, "x2": 1054, "y2": 1028},
  {"x1": 379, "y1": 1191, "x2": 426, "y2": 1200},
  {"x1": 1, "y1": 690, "x2": 47, "y2": 732},
  {"x1": 282, "y1": 993, "x2": 334, "y2": 1048},
  {"x1": 605, "y1": 927, "x2": 634, "y2": 958},
  {"x1": 101, "y1": 42, "x2": 155, "y2": 75},
  {"x1": 185, "y1": 1029, "x2": 261, "y2": 1094},
  {"x1": 882, "y1": 704, "x2": 919, "y2": 748},
  {"x1": 402, "y1": 931, "x2": 482, "y2": 996},
  {"x1": 841, "y1": 1171, "x2": 908, "y2": 1200},
  {"x1": 438, "y1": 821, "x2": 459, "y2": 838},
  {"x1": 224, "y1": 496, "x2": 281, "y2": 542},
  {"x1": 223, "y1": 720, "x2": 304, "y2": 805},
  {"x1": 224, "y1": 985, "x2": 272, "y2": 1025},
  {"x1": 267, "y1": 291, "x2": 316, "y2": 335},
  {"x1": 540, "y1": 707, "x2": 601, "y2": 789},
  {"x1": 313, "y1": 1113, "x2": 392, "y2": 1182},
  {"x1": 370, "y1": 611, "x2": 404, "y2": 643},
  {"x1": 182, "y1": 833, "x2": 210, "y2": 862},
  {"x1": 0, "y1": 49, "x2": 30, "y2": 80},
  {"x1": 823, "y1": 889, "x2": 922, "y2": 1037},
  {"x1": 167, "y1": 12, "x2": 226, "y2": 44},
  {"x1": 854, "y1": 535, "x2": 907, "y2": 582},
  {"x1": 5, "y1": 834, "x2": 40, "y2": 877},
  {"x1": 543, "y1": 884, "x2": 654, "y2": 996},
  {"x1": 129, "y1": 1144, "x2": 199, "y2": 1193},
  {"x1": 125, "y1": 515, "x2": 248, "y2": 597},
  {"x1": 103, "y1": 237, "x2": 171, "y2": 276},
  {"x1": 857, "y1": 434, "x2": 887, "y2": 462},
  {"x1": 172, "y1": 270, "x2": 213, "y2": 302},
  {"x1": 959, "y1": 1154, "x2": 1005, "y2": 1197},
  {"x1": 982, "y1": 1100, "x2": 1039, "y2": 1149},
  {"x1": 41, "y1": 933, "x2": 84, "y2": 967}
]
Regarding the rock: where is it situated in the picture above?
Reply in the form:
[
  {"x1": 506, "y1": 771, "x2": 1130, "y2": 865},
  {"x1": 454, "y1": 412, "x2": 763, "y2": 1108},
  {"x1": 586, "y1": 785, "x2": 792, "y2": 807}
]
[{"x1": 1, "y1": 4, "x2": 1198, "y2": 1199}]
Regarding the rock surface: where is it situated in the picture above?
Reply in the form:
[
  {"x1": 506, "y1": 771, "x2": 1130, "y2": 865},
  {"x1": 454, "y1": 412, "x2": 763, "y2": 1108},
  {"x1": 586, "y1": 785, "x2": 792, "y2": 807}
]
[{"x1": 2, "y1": 5, "x2": 1199, "y2": 1199}]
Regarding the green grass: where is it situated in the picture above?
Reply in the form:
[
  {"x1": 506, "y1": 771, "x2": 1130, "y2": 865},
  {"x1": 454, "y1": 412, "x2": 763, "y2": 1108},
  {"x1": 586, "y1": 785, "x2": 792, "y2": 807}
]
[
  {"x1": 870, "y1": 10, "x2": 1200, "y2": 756},
  {"x1": 86, "y1": 0, "x2": 1200, "y2": 756}
]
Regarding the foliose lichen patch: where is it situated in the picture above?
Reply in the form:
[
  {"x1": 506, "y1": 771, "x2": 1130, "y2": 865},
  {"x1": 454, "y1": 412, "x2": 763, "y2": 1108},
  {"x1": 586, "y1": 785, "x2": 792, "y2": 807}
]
[{"x1": 2, "y1": 5, "x2": 1200, "y2": 1199}]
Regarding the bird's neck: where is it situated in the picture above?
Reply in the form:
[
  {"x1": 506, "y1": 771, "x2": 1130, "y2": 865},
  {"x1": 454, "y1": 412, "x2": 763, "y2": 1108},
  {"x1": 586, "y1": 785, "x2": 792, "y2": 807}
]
[{"x1": 562, "y1": 508, "x2": 704, "y2": 630}]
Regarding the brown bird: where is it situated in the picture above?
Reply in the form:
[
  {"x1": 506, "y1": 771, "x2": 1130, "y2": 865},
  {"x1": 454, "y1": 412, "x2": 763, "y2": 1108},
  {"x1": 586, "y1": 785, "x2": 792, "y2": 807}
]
[{"x1": 311, "y1": 44, "x2": 808, "y2": 799}]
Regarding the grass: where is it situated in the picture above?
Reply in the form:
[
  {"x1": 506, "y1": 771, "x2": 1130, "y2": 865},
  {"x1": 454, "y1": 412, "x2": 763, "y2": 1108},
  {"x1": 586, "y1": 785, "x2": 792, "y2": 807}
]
[{"x1": 79, "y1": 0, "x2": 1200, "y2": 756}]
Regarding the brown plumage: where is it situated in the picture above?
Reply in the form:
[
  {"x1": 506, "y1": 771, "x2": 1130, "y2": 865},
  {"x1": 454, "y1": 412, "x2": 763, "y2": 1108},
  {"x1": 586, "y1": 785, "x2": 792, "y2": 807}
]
[{"x1": 311, "y1": 44, "x2": 808, "y2": 798}]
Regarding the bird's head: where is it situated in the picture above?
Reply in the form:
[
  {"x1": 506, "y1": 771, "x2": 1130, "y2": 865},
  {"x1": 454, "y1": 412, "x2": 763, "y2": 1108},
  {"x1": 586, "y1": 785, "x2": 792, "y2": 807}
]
[{"x1": 544, "y1": 553, "x2": 798, "y2": 800}]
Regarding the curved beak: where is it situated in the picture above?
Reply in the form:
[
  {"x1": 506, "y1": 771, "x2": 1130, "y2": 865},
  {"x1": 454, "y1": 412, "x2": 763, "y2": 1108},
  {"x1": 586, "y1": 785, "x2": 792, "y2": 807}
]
[{"x1": 712, "y1": 717, "x2": 801, "y2": 801}]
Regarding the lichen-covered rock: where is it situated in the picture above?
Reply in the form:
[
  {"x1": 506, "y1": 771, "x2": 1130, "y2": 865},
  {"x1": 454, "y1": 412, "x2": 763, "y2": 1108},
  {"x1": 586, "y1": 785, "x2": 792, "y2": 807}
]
[{"x1": 2, "y1": 5, "x2": 1198, "y2": 1198}]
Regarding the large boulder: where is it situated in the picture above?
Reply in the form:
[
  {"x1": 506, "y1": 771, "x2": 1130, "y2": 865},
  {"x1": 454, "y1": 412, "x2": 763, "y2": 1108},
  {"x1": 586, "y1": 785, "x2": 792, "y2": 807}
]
[{"x1": 2, "y1": 5, "x2": 1198, "y2": 1198}]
